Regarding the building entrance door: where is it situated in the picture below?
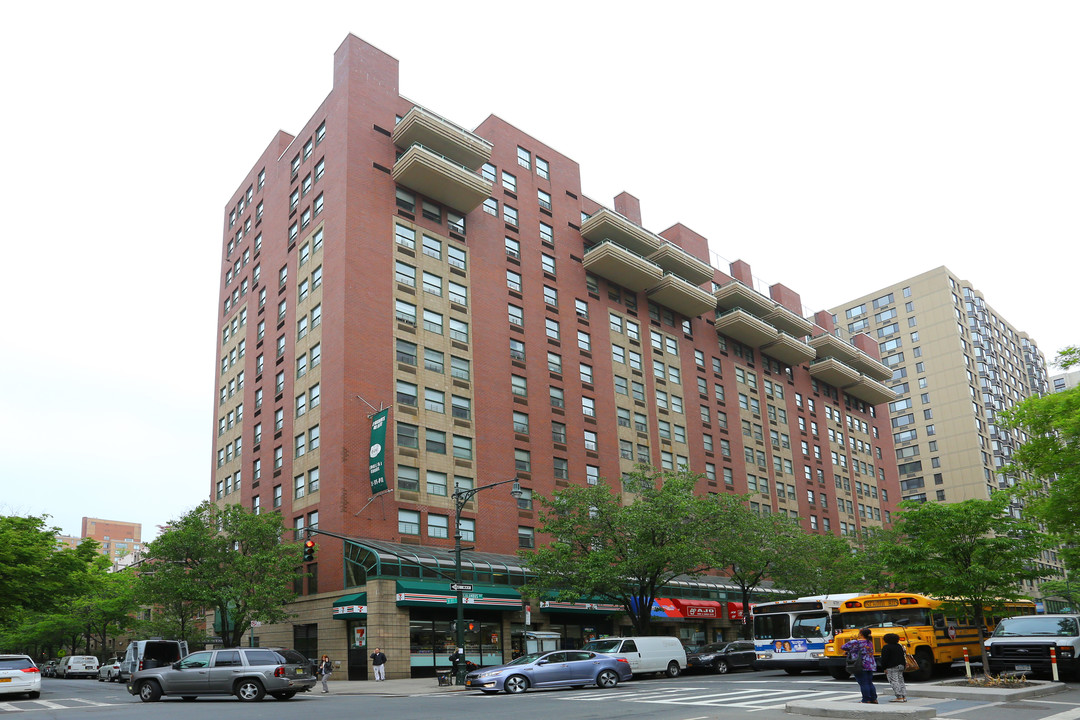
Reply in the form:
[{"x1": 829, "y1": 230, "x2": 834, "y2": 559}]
[{"x1": 347, "y1": 620, "x2": 368, "y2": 680}]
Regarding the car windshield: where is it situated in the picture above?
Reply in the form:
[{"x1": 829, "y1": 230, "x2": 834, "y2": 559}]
[
  {"x1": 697, "y1": 643, "x2": 728, "y2": 653},
  {"x1": 993, "y1": 617, "x2": 1079, "y2": 637},
  {"x1": 0, "y1": 658, "x2": 33, "y2": 670},
  {"x1": 506, "y1": 653, "x2": 544, "y2": 666},
  {"x1": 582, "y1": 640, "x2": 620, "y2": 653},
  {"x1": 272, "y1": 649, "x2": 307, "y2": 664}
]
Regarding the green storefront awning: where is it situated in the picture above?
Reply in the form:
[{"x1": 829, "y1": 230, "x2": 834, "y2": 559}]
[
  {"x1": 395, "y1": 580, "x2": 523, "y2": 610},
  {"x1": 332, "y1": 592, "x2": 367, "y2": 619}
]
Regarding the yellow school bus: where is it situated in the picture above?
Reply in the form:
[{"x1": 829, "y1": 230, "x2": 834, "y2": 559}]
[{"x1": 822, "y1": 593, "x2": 1036, "y2": 680}]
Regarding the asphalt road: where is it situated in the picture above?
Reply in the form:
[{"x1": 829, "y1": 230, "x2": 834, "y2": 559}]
[{"x1": 10, "y1": 669, "x2": 1080, "y2": 720}]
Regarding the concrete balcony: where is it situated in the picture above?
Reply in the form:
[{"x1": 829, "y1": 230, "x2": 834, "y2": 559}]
[
  {"x1": 392, "y1": 144, "x2": 493, "y2": 214},
  {"x1": 714, "y1": 308, "x2": 778, "y2": 347},
  {"x1": 580, "y1": 208, "x2": 664, "y2": 257},
  {"x1": 392, "y1": 106, "x2": 492, "y2": 170},
  {"x1": 582, "y1": 240, "x2": 664, "y2": 291},
  {"x1": 845, "y1": 353, "x2": 894, "y2": 382},
  {"x1": 647, "y1": 243, "x2": 714, "y2": 286},
  {"x1": 647, "y1": 273, "x2": 717, "y2": 318},
  {"x1": 762, "y1": 304, "x2": 814, "y2": 338},
  {"x1": 808, "y1": 332, "x2": 892, "y2": 382},
  {"x1": 808, "y1": 357, "x2": 861, "y2": 388},
  {"x1": 846, "y1": 375, "x2": 896, "y2": 406},
  {"x1": 713, "y1": 280, "x2": 776, "y2": 317},
  {"x1": 762, "y1": 331, "x2": 817, "y2": 366}
]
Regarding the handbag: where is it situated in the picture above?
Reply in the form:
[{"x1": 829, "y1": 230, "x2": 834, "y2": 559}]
[
  {"x1": 904, "y1": 652, "x2": 919, "y2": 672},
  {"x1": 845, "y1": 644, "x2": 862, "y2": 672}
]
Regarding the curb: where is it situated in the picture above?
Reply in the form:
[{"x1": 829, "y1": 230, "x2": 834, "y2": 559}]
[
  {"x1": 786, "y1": 700, "x2": 935, "y2": 718},
  {"x1": 907, "y1": 678, "x2": 1067, "y2": 702}
]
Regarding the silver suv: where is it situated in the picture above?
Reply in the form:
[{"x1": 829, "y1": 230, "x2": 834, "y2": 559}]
[{"x1": 126, "y1": 647, "x2": 316, "y2": 702}]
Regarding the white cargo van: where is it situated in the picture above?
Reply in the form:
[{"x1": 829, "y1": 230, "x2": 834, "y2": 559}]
[
  {"x1": 119, "y1": 639, "x2": 188, "y2": 682},
  {"x1": 58, "y1": 656, "x2": 99, "y2": 678},
  {"x1": 984, "y1": 614, "x2": 1080, "y2": 679},
  {"x1": 581, "y1": 636, "x2": 686, "y2": 677}
]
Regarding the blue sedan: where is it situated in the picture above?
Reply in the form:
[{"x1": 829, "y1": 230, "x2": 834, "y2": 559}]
[{"x1": 465, "y1": 650, "x2": 632, "y2": 694}]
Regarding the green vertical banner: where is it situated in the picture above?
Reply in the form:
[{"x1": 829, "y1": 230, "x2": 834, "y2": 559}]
[{"x1": 368, "y1": 409, "x2": 389, "y2": 495}]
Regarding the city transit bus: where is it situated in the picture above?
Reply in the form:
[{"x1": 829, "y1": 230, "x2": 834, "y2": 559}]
[
  {"x1": 822, "y1": 593, "x2": 1036, "y2": 681},
  {"x1": 753, "y1": 594, "x2": 861, "y2": 674}
]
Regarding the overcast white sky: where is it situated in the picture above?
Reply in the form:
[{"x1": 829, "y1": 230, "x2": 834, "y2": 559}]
[{"x1": 2, "y1": 1, "x2": 1077, "y2": 541}]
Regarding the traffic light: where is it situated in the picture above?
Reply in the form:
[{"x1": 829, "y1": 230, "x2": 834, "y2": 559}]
[
  {"x1": 465, "y1": 620, "x2": 476, "y2": 632},
  {"x1": 303, "y1": 539, "x2": 316, "y2": 562}
]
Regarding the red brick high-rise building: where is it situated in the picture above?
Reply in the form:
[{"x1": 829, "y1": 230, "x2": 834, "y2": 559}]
[{"x1": 212, "y1": 35, "x2": 899, "y2": 679}]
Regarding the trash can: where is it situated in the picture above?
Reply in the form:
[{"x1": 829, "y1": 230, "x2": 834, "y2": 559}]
[{"x1": 437, "y1": 672, "x2": 452, "y2": 686}]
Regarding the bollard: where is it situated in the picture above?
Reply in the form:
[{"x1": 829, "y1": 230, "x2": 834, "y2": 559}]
[
  {"x1": 963, "y1": 647, "x2": 971, "y2": 678},
  {"x1": 1051, "y1": 646, "x2": 1059, "y2": 682}
]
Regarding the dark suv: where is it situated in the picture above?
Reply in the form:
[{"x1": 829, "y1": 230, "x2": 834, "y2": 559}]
[
  {"x1": 686, "y1": 641, "x2": 757, "y2": 674},
  {"x1": 127, "y1": 647, "x2": 316, "y2": 702}
]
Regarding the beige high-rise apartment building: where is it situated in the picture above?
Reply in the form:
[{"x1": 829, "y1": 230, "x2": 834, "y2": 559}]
[
  {"x1": 80, "y1": 517, "x2": 143, "y2": 561},
  {"x1": 829, "y1": 266, "x2": 1061, "y2": 585}
]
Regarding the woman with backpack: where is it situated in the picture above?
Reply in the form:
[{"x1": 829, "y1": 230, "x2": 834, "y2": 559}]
[{"x1": 842, "y1": 627, "x2": 878, "y2": 704}]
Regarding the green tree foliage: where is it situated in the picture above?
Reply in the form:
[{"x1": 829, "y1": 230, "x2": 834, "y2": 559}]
[
  {"x1": 1005, "y1": 345, "x2": 1080, "y2": 565},
  {"x1": 768, "y1": 530, "x2": 867, "y2": 599},
  {"x1": 520, "y1": 467, "x2": 726, "y2": 634},
  {"x1": 141, "y1": 502, "x2": 303, "y2": 647},
  {"x1": 885, "y1": 494, "x2": 1049, "y2": 643},
  {"x1": 1038, "y1": 579, "x2": 1080, "y2": 612},
  {"x1": 708, "y1": 497, "x2": 808, "y2": 638}
]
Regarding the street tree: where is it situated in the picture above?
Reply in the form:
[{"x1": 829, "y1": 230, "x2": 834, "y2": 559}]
[
  {"x1": 709, "y1": 496, "x2": 805, "y2": 638},
  {"x1": 520, "y1": 466, "x2": 725, "y2": 634},
  {"x1": 1038, "y1": 579, "x2": 1080, "y2": 612},
  {"x1": 1004, "y1": 345, "x2": 1080, "y2": 565},
  {"x1": 768, "y1": 530, "x2": 867, "y2": 598},
  {"x1": 142, "y1": 502, "x2": 303, "y2": 647},
  {"x1": 885, "y1": 494, "x2": 1050, "y2": 644}
]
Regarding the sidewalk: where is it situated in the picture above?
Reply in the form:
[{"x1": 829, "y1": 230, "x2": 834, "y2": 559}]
[{"x1": 317, "y1": 677, "x2": 473, "y2": 695}]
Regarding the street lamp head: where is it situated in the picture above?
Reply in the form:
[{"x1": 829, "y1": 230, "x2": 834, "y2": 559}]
[{"x1": 510, "y1": 479, "x2": 523, "y2": 499}]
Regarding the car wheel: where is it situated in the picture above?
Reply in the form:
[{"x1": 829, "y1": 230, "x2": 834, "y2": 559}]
[
  {"x1": 181, "y1": 696, "x2": 197, "y2": 702},
  {"x1": 665, "y1": 661, "x2": 681, "y2": 678},
  {"x1": 270, "y1": 691, "x2": 297, "y2": 700},
  {"x1": 235, "y1": 678, "x2": 266, "y2": 702},
  {"x1": 138, "y1": 680, "x2": 162, "y2": 702},
  {"x1": 714, "y1": 659, "x2": 729, "y2": 674},
  {"x1": 828, "y1": 667, "x2": 849, "y2": 680},
  {"x1": 596, "y1": 669, "x2": 619, "y2": 689},
  {"x1": 28, "y1": 691, "x2": 40, "y2": 700},
  {"x1": 503, "y1": 675, "x2": 529, "y2": 694}
]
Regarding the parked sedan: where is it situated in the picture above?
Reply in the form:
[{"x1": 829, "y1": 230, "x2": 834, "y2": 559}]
[
  {"x1": 127, "y1": 647, "x2": 316, "y2": 702},
  {"x1": 0, "y1": 655, "x2": 41, "y2": 700},
  {"x1": 98, "y1": 657, "x2": 122, "y2": 682},
  {"x1": 465, "y1": 650, "x2": 632, "y2": 694},
  {"x1": 686, "y1": 641, "x2": 757, "y2": 674}
]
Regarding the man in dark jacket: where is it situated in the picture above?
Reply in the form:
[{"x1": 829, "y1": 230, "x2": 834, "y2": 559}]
[{"x1": 370, "y1": 647, "x2": 387, "y2": 681}]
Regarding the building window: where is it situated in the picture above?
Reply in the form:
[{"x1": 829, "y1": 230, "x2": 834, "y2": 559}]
[
  {"x1": 517, "y1": 146, "x2": 531, "y2": 169},
  {"x1": 428, "y1": 514, "x2": 449, "y2": 539},
  {"x1": 399, "y1": 510, "x2": 420, "y2": 535}
]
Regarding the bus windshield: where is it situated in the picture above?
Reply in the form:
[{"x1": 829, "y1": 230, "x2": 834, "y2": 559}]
[
  {"x1": 838, "y1": 608, "x2": 931, "y2": 630},
  {"x1": 754, "y1": 614, "x2": 789, "y2": 640},
  {"x1": 792, "y1": 612, "x2": 830, "y2": 639}
]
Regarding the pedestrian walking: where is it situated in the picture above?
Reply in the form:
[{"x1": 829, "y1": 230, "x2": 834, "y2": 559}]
[
  {"x1": 319, "y1": 654, "x2": 333, "y2": 693},
  {"x1": 370, "y1": 647, "x2": 387, "y2": 681},
  {"x1": 880, "y1": 633, "x2": 907, "y2": 703},
  {"x1": 842, "y1": 627, "x2": 878, "y2": 704}
]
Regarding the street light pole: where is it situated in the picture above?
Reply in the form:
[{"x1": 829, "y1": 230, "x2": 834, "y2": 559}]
[{"x1": 452, "y1": 477, "x2": 522, "y2": 684}]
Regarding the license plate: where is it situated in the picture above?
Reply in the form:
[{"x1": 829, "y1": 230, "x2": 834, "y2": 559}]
[
  {"x1": 466, "y1": 680, "x2": 473, "y2": 686},
  {"x1": 1014, "y1": 664, "x2": 1032, "y2": 673},
  {"x1": 296, "y1": 668, "x2": 303, "y2": 674},
  {"x1": 0, "y1": 678, "x2": 10, "y2": 683}
]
